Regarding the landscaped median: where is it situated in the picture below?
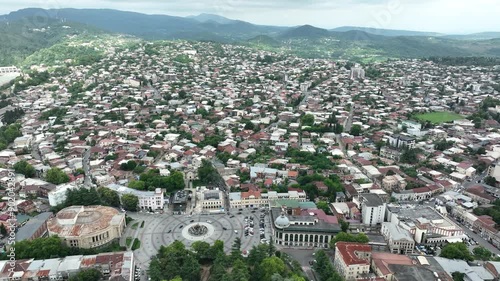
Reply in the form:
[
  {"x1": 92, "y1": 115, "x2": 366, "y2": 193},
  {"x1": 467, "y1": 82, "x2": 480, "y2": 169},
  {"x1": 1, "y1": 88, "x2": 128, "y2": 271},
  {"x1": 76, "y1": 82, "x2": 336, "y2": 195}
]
[{"x1": 132, "y1": 238, "x2": 141, "y2": 250}]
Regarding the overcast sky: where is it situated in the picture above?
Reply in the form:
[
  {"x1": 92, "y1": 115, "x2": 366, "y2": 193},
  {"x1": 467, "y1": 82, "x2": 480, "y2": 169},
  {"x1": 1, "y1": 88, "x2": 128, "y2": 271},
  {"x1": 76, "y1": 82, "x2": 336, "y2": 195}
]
[{"x1": 1, "y1": 0, "x2": 499, "y2": 34}]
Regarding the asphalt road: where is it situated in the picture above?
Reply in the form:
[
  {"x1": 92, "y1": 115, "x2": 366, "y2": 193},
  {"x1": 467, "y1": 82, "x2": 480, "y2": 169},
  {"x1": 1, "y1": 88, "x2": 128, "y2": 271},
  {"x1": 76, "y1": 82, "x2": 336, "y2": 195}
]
[
  {"x1": 448, "y1": 215, "x2": 500, "y2": 256},
  {"x1": 281, "y1": 248, "x2": 318, "y2": 281},
  {"x1": 83, "y1": 148, "x2": 91, "y2": 187}
]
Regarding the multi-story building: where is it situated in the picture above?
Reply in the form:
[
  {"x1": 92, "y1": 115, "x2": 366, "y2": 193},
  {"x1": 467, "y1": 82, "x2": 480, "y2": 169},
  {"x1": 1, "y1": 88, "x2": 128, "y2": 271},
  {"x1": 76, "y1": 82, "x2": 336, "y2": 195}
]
[
  {"x1": 228, "y1": 190, "x2": 306, "y2": 209},
  {"x1": 15, "y1": 212, "x2": 53, "y2": 242},
  {"x1": 200, "y1": 189, "x2": 225, "y2": 210},
  {"x1": 382, "y1": 175, "x2": 406, "y2": 191},
  {"x1": 107, "y1": 184, "x2": 165, "y2": 210},
  {"x1": 47, "y1": 205, "x2": 126, "y2": 249},
  {"x1": 380, "y1": 147, "x2": 402, "y2": 161},
  {"x1": 333, "y1": 242, "x2": 372, "y2": 281},
  {"x1": 270, "y1": 205, "x2": 341, "y2": 248},
  {"x1": 386, "y1": 205, "x2": 464, "y2": 245},
  {"x1": 0, "y1": 251, "x2": 134, "y2": 281},
  {"x1": 387, "y1": 134, "x2": 415, "y2": 149},
  {"x1": 349, "y1": 67, "x2": 365, "y2": 80},
  {"x1": 48, "y1": 183, "x2": 80, "y2": 206},
  {"x1": 381, "y1": 222, "x2": 414, "y2": 255},
  {"x1": 360, "y1": 194, "x2": 386, "y2": 226}
]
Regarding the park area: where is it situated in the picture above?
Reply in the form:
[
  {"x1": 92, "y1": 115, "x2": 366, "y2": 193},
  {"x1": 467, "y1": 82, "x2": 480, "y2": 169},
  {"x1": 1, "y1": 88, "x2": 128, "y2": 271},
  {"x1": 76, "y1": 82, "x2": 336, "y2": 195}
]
[{"x1": 414, "y1": 111, "x2": 464, "y2": 124}]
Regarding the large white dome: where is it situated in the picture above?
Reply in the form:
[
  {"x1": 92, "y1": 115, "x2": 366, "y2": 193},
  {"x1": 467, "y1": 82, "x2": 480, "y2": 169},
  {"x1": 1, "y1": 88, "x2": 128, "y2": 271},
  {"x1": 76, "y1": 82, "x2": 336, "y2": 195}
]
[{"x1": 274, "y1": 213, "x2": 290, "y2": 229}]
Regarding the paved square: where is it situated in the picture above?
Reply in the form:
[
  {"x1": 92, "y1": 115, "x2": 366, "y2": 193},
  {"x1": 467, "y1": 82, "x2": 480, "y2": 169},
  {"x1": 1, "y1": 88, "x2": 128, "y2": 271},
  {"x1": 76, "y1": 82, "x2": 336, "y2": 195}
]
[{"x1": 124, "y1": 208, "x2": 272, "y2": 267}]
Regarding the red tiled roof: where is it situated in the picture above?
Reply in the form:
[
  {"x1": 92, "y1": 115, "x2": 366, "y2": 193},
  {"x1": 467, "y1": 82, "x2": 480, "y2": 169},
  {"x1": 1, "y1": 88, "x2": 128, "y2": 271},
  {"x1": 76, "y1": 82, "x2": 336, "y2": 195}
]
[
  {"x1": 336, "y1": 242, "x2": 371, "y2": 266},
  {"x1": 241, "y1": 190, "x2": 261, "y2": 199}
]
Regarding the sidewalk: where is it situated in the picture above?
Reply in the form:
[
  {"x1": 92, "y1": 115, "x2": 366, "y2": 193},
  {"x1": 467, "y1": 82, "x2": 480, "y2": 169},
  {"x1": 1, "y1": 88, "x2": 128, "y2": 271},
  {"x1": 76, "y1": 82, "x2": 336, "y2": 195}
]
[{"x1": 120, "y1": 218, "x2": 142, "y2": 250}]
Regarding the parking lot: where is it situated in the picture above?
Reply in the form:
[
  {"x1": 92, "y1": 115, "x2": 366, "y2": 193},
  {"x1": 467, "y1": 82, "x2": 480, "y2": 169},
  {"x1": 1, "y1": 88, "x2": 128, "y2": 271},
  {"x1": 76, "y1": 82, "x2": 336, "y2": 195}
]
[{"x1": 124, "y1": 207, "x2": 272, "y2": 276}]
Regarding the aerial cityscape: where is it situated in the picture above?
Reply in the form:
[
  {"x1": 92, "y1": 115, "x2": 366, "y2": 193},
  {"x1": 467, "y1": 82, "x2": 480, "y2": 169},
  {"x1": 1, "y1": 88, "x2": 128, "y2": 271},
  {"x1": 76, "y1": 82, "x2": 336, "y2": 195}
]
[{"x1": 1, "y1": 2, "x2": 500, "y2": 281}]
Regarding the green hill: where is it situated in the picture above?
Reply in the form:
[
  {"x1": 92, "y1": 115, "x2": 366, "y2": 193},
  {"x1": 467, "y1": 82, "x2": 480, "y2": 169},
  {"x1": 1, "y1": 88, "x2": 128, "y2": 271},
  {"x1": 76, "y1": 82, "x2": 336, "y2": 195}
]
[{"x1": 0, "y1": 16, "x2": 102, "y2": 66}]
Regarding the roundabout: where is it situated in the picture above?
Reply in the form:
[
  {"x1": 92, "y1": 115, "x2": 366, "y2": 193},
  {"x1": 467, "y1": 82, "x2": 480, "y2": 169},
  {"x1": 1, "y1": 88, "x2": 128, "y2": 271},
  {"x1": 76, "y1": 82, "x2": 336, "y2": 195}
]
[{"x1": 182, "y1": 222, "x2": 215, "y2": 241}]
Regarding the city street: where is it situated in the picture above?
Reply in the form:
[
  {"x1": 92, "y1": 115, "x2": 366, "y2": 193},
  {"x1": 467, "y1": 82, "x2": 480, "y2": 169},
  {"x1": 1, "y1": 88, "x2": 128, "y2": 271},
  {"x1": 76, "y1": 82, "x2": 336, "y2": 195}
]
[{"x1": 448, "y1": 215, "x2": 500, "y2": 256}]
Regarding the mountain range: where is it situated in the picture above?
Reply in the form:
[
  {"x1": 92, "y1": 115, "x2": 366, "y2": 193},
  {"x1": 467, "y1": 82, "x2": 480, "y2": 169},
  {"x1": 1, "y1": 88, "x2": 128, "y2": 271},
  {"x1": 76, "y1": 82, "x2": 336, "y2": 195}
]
[{"x1": 1, "y1": 8, "x2": 500, "y2": 66}]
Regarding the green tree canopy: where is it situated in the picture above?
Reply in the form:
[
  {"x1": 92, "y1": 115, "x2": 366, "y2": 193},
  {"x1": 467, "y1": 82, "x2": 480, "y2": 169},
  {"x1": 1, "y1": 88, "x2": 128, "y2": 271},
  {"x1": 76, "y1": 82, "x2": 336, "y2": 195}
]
[
  {"x1": 46, "y1": 167, "x2": 70, "y2": 184},
  {"x1": 440, "y1": 243, "x2": 473, "y2": 261},
  {"x1": 97, "y1": 187, "x2": 120, "y2": 207},
  {"x1": 122, "y1": 194, "x2": 139, "y2": 211},
  {"x1": 473, "y1": 246, "x2": 492, "y2": 261},
  {"x1": 198, "y1": 159, "x2": 219, "y2": 185},
  {"x1": 329, "y1": 232, "x2": 369, "y2": 248},
  {"x1": 68, "y1": 268, "x2": 102, "y2": 281},
  {"x1": 350, "y1": 124, "x2": 362, "y2": 136},
  {"x1": 13, "y1": 160, "x2": 36, "y2": 177},
  {"x1": 260, "y1": 256, "x2": 286, "y2": 281},
  {"x1": 301, "y1": 114, "x2": 315, "y2": 126}
]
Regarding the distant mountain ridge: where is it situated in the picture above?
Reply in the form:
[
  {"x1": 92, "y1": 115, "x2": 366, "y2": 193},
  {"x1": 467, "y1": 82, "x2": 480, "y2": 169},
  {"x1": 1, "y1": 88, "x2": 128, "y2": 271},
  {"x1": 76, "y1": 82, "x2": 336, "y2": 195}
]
[
  {"x1": 2, "y1": 8, "x2": 500, "y2": 66},
  {"x1": 331, "y1": 26, "x2": 443, "y2": 37}
]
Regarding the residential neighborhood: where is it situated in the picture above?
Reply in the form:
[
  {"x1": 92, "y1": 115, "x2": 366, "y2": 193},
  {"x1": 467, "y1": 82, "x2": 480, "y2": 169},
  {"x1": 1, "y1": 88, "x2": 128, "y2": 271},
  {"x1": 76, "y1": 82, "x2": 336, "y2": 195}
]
[{"x1": 1, "y1": 39, "x2": 500, "y2": 281}]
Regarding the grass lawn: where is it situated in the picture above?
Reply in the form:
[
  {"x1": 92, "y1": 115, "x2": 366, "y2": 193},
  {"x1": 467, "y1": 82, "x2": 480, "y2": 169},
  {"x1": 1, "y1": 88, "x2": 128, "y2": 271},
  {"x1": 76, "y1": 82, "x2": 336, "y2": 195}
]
[
  {"x1": 132, "y1": 238, "x2": 141, "y2": 250},
  {"x1": 131, "y1": 222, "x2": 139, "y2": 229},
  {"x1": 414, "y1": 111, "x2": 464, "y2": 124},
  {"x1": 126, "y1": 237, "x2": 132, "y2": 247}
]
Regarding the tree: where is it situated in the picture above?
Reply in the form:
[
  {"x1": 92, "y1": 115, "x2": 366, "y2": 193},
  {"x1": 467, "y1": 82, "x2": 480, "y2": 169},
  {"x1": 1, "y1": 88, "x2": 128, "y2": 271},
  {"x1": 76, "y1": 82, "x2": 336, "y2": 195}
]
[
  {"x1": 198, "y1": 159, "x2": 219, "y2": 185},
  {"x1": 191, "y1": 241, "x2": 212, "y2": 261},
  {"x1": 65, "y1": 187, "x2": 101, "y2": 206},
  {"x1": 485, "y1": 176, "x2": 497, "y2": 186},
  {"x1": 316, "y1": 201, "x2": 331, "y2": 215},
  {"x1": 13, "y1": 160, "x2": 36, "y2": 177},
  {"x1": 440, "y1": 243, "x2": 473, "y2": 261},
  {"x1": 434, "y1": 139, "x2": 455, "y2": 151},
  {"x1": 230, "y1": 259, "x2": 250, "y2": 281},
  {"x1": 350, "y1": 124, "x2": 362, "y2": 136},
  {"x1": 400, "y1": 148, "x2": 421, "y2": 164},
  {"x1": 69, "y1": 268, "x2": 102, "y2": 281},
  {"x1": 329, "y1": 232, "x2": 369, "y2": 248},
  {"x1": 211, "y1": 240, "x2": 225, "y2": 257},
  {"x1": 167, "y1": 171, "x2": 185, "y2": 191},
  {"x1": 231, "y1": 237, "x2": 242, "y2": 261},
  {"x1": 46, "y1": 167, "x2": 70, "y2": 184},
  {"x1": 128, "y1": 180, "x2": 146, "y2": 190},
  {"x1": 244, "y1": 120, "x2": 255, "y2": 131},
  {"x1": 122, "y1": 194, "x2": 139, "y2": 211},
  {"x1": 452, "y1": 272, "x2": 465, "y2": 281},
  {"x1": 0, "y1": 224, "x2": 7, "y2": 236},
  {"x1": 11, "y1": 236, "x2": 70, "y2": 260},
  {"x1": 260, "y1": 256, "x2": 285, "y2": 281},
  {"x1": 97, "y1": 187, "x2": 120, "y2": 207},
  {"x1": 301, "y1": 114, "x2": 315, "y2": 126},
  {"x1": 120, "y1": 160, "x2": 137, "y2": 171},
  {"x1": 339, "y1": 219, "x2": 350, "y2": 233},
  {"x1": 473, "y1": 246, "x2": 492, "y2": 261},
  {"x1": 314, "y1": 250, "x2": 341, "y2": 281},
  {"x1": 181, "y1": 254, "x2": 201, "y2": 281},
  {"x1": 333, "y1": 123, "x2": 344, "y2": 134}
]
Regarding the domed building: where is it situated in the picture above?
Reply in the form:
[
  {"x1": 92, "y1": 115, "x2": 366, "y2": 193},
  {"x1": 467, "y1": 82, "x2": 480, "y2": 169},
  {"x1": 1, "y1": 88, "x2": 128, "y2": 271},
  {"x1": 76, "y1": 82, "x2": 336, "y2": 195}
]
[
  {"x1": 274, "y1": 213, "x2": 290, "y2": 229},
  {"x1": 271, "y1": 204, "x2": 341, "y2": 248},
  {"x1": 47, "y1": 205, "x2": 126, "y2": 249}
]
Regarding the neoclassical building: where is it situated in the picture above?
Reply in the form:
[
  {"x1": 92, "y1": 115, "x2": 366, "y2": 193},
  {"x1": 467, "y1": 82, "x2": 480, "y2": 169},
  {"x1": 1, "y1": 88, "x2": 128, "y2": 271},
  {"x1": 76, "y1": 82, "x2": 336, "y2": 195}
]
[
  {"x1": 270, "y1": 206, "x2": 341, "y2": 248},
  {"x1": 47, "y1": 205, "x2": 126, "y2": 249}
]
